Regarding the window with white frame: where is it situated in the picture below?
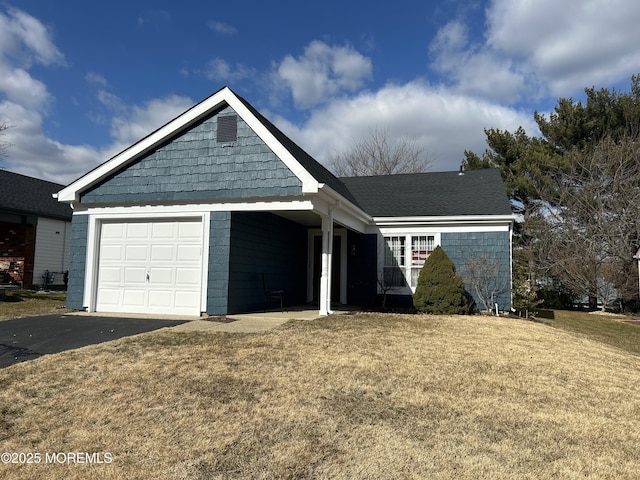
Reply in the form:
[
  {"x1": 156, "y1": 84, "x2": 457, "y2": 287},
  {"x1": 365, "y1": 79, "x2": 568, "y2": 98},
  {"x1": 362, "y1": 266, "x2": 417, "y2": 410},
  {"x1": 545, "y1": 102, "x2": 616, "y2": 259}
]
[
  {"x1": 383, "y1": 236, "x2": 406, "y2": 287},
  {"x1": 410, "y1": 235, "x2": 434, "y2": 288},
  {"x1": 382, "y1": 234, "x2": 436, "y2": 290}
]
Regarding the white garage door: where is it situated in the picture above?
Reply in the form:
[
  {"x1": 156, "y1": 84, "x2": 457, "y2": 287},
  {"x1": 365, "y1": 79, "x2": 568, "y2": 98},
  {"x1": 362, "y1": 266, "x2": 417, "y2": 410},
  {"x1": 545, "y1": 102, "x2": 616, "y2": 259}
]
[{"x1": 96, "y1": 219, "x2": 203, "y2": 316}]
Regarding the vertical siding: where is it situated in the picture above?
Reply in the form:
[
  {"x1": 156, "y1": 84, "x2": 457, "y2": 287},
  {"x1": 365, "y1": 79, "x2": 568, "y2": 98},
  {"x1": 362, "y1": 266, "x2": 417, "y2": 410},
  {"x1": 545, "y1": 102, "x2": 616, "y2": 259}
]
[
  {"x1": 441, "y1": 231, "x2": 511, "y2": 311},
  {"x1": 33, "y1": 217, "x2": 71, "y2": 287},
  {"x1": 228, "y1": 212, "x2": 307, "y2": 314},
  {"x1": 206, "y1": 212, "x2": 231, "y2": 315},
  {"x1": 66, "y1": 215, "x2": 89, "y2": 310}
]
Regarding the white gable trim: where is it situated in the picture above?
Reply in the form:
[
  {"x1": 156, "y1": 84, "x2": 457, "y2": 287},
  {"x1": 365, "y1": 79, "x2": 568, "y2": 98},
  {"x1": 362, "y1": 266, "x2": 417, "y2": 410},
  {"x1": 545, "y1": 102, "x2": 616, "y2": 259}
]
[{"x1": 57, "y1": 87, "x2": 320, "y2": 203}]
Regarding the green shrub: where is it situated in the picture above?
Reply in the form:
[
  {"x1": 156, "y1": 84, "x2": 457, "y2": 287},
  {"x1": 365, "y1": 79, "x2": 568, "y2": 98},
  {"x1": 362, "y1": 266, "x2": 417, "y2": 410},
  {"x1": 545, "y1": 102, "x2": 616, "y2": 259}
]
[{"x1": 413, "y1": 245, "x2": 468, "y2": 314}]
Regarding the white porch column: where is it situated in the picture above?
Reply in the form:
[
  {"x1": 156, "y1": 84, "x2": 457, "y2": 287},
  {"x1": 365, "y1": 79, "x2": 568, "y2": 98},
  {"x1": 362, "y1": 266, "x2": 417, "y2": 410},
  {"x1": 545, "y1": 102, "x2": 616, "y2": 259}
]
[{"x1": 319, "y1": 211, "x2": 334, "y2": 316}]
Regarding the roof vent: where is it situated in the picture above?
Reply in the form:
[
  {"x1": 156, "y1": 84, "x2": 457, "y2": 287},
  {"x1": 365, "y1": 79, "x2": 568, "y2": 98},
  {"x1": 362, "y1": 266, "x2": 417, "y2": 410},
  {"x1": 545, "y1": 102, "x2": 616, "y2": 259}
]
[
  {"x1": 217, "y1": 115, "x2": 237, "y2": 143},
  {"x1": 458, "y1": 164, "x2": 465, "y2": 176}
]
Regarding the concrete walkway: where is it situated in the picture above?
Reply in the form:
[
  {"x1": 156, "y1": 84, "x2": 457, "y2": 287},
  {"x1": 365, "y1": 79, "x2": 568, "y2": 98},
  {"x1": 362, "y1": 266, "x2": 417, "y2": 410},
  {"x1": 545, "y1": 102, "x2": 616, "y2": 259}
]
[
  {"x1": 172, "y1": 309, "x2": 323, "y2": 333},
  {"x1": 71, "y1": 306, "x2": 357, "y2": 333}
]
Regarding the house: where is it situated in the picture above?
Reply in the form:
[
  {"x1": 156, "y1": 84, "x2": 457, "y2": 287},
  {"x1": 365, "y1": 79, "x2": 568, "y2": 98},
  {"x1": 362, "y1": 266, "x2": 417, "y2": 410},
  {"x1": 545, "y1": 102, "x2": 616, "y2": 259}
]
[
  {"x1": 57, "y1": 87, "x2": 514, "y2": 316},
  {"x1": 0, "y1": 170, "x2": 73, "y2": 289}
]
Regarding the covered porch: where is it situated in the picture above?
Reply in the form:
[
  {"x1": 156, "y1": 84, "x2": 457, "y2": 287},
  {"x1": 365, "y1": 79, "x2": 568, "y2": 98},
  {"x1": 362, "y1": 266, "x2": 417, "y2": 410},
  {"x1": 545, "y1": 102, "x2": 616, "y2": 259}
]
[{"x1": 224, "y1": 200, "x2": 375, "y2": 316}]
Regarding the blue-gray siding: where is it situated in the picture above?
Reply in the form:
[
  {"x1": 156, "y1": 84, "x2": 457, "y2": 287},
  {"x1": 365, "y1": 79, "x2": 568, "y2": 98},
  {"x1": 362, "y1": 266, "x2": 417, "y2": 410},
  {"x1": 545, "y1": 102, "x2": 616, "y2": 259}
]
[
  {"x1": 66, "y1": 214, "x2": 88, "y2": 310},
  {"x1": 441, "y1": 231, "x2": 511, "y2": 311},
  {"x1": 227, "y1": 212, "x2": 307, "y2": 314},
  {"x1": 80, "y1": 106, "x2": 303, "y2": 204},
  {"x1": 206, "y1": 212, "x2": 231, "y2": 315}
]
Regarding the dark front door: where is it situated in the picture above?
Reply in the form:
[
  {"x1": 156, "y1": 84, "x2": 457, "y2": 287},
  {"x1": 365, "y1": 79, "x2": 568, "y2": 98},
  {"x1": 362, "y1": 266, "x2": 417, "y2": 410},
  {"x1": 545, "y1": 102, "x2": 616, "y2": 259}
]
[{"x1": 312, "y1": 235, "x2": 341, "y2": 303}]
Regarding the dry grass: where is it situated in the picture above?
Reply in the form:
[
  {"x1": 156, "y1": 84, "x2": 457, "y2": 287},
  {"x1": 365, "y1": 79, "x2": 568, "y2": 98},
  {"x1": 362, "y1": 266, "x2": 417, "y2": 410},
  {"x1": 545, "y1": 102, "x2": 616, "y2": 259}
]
[
  {"x1": 1, "y1": 313, "x2": 640, "y2": 479},
  {"x1": 0, "y1": 290, "x2": 69, "y2": 321},
  {"x1": 539, "y1": 309, "x2": 640, "y2": 356}
]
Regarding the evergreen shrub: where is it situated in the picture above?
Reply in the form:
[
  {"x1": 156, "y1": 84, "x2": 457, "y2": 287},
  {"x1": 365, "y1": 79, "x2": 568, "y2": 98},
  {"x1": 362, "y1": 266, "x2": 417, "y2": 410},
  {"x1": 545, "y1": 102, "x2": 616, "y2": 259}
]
[{"x1": 413, "y1": 245, "x2": 468, "y2": 314}]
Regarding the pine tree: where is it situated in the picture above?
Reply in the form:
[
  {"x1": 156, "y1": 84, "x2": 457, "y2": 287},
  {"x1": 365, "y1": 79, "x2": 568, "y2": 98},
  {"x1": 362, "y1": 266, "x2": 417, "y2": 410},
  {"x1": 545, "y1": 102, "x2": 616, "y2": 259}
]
[{"x1": 413, "y1": 246, "x2": 468, "y2": 314}]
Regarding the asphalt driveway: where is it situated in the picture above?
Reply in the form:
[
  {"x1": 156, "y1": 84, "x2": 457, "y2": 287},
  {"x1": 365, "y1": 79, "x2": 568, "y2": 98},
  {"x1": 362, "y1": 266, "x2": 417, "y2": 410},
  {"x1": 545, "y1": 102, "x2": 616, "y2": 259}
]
[{"x1": 0, "y1": 314, "x2": 188, "y2": 368}]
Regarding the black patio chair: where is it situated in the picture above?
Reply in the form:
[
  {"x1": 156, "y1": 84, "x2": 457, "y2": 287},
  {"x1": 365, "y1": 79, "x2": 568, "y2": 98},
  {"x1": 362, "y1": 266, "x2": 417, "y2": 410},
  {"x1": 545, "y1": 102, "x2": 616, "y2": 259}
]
[{"x1": 262, "y1": 273, "x2": 284, "y2": 312}]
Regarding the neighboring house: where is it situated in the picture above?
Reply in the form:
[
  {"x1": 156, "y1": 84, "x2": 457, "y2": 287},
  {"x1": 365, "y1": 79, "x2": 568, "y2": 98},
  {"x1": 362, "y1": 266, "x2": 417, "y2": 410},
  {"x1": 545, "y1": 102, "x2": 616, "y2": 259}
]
[
  {"x1": 57, "y1": 87, "x2": 514, "y2": 317},
  {"x1": 0, "y1": 170, "x2": 73, "y2": 289}
]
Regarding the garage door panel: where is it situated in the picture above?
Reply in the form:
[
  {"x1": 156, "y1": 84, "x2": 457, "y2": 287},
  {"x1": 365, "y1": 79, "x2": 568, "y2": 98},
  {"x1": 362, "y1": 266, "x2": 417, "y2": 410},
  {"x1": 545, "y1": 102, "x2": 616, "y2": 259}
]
[
  {"x1": 175, "y1": 291, "x2": 199, "y2": 308},
  {"x1": 150, "y1": 244, "x2": 174, "y2": 261},
  {"x1": 125, "y1": 245, "x2": 148, "y2": 261},
  {"x1": 123, "y1": 267, "x2": 147, "y2": 284},
  {"x1": 100, "y1": 245, "x2": 124, "y2": 261},
  {"x1": 151, "y1": 222, "x2": 176, "y2": 238},
  {"x1": 150, "y1": 267, "x2": 173, "y2": 284},
  {"x1": 122, "y1": 289, "x2": 146, "y2": 306},
  {"x1": 127, "y1": 223, "x2": 150, "y2": 238},
  {"x1": 149, "y1": 290, "x2": 173, "y2": 308},
  {"x1": 179, "y1": 221, "x2": 202, "y2": 238},
  {"x1": 97, "y1": 218, "x2": 203, "y2": 316},
  {"x1": 177, "y1": 244, "x2": 200, "y2": 261},
  {"x1": 97, "y1": 289, "x2": 122, "y2": 306},
  {"x1": 101, "y1": 223, "x2": 125, "y2": 239},
  {"x1": 99, "y1": 266, "x2": 122, "y2": 283},
  {"x1": 176, "y1": 267, "x2": 200, "y2": 285}
]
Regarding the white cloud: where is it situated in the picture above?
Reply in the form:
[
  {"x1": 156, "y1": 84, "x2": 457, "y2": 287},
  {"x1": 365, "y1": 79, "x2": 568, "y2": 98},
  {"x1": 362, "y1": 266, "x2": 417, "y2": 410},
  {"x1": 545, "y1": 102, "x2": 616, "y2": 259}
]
[
  {"x1": 0, "y1": 8, "x2": 63, "y2": 110},
  {"x1": 429, "y1": 21, "x2": 526, "y2": 103},
  {"x1": 203, "y1": 58, "x2": 255, "y2": 83},
  {"x1": 485, "y1": 0, "x2": 640, "y2": 95},
  {"x1": 0, "y1": 65, "x2": 51, "y2": 109},
  {"x1": 276, "y1": 41, "x2": 373, "y2": 108},
  {"x1": 207, "y1": 20, "x2": 237, "y2": 36},
  {"x1": 85, "y1": 72, "x2": 108, "y2": 87},
  {"x1": 107, "y1": 95, "x2": 194, "y2": 154},
  {"x1": 0, "y1": 8, "x2": 64, "y2": 67},
  {"x1": 429, "y1": 0, "x2": 640, "y2": 102},
  {"x1": 275, "y1": 82, "x2": 536, "y2": 172},
  {"x1": 0, "y1": 100, "x2": 101, "y2": 185}
]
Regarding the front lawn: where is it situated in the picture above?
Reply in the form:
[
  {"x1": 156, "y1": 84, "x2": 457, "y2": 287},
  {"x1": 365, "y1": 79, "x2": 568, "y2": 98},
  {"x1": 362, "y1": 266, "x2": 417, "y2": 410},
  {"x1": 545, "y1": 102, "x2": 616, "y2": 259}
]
[
  {"x1": 1, "y1": 313, "x2": 639, "y2": 479},
  {"x1": 0, "y1": 290, "x2": 69, "y2": 321},
  {"x1": 539, "y1": 309, "x2": 640, "y2": 356}
]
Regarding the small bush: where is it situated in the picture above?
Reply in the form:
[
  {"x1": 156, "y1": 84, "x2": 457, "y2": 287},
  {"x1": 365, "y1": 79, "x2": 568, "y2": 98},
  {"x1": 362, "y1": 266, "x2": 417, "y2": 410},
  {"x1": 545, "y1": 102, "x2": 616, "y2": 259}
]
[{"x1": 413, "y1": 246, "x2": 468, "y2": 314}]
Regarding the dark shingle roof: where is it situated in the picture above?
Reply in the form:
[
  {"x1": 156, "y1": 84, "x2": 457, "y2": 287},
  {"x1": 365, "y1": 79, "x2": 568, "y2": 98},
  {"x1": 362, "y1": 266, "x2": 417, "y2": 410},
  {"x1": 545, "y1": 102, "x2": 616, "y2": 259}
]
[
  {"x1": 0, "y1": 170, "x2": 72, "y2": 220},
  {"x1": 340, "y1": 169, "x2": 512, "y2": 217}
]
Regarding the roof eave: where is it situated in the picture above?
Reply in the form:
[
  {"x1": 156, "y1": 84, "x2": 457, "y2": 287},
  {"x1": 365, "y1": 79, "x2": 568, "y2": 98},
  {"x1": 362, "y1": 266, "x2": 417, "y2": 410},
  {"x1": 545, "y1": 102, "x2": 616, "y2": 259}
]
[{"x1": 373, "y1": 214, "x2": 516, "y2": 226}]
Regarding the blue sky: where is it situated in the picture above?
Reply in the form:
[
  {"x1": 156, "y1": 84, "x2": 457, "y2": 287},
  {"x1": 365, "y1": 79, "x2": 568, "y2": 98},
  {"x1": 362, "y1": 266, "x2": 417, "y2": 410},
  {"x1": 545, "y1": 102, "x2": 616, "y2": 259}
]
[{"x1": 1, "y1": 0, "x2": 640, "y2": 185}]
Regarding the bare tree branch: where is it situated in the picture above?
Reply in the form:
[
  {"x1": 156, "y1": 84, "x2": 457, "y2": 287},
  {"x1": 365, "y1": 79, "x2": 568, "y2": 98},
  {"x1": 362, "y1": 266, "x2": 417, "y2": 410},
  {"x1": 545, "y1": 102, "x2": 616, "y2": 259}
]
[
  {"x1": 329, "y1": 127, "x2": 434, "y2": 177},
  {"x1": 0, "y1": 122, "x2": 13, "y2": 162}
]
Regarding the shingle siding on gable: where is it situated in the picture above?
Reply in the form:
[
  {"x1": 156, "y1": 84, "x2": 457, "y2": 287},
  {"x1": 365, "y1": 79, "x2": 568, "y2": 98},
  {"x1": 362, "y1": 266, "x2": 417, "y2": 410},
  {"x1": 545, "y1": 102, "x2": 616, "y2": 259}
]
[
  {"x1": 80, "y1": 106, "x2": 303, "y2": 205},
  {"x1": 441, "y1": 231, "x2": 511, "y2": 310}
]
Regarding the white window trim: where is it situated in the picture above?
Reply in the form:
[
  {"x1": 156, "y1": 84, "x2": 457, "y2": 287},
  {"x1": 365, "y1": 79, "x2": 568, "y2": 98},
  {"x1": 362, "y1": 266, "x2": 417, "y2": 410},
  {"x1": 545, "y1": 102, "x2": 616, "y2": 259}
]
[{"x1": 377, "y1": 229, "x2": 441, "y2": 295}]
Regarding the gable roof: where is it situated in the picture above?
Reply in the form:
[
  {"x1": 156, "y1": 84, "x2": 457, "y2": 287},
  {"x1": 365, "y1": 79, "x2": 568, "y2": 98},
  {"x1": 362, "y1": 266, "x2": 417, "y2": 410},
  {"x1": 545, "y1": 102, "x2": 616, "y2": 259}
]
[
  {"x1": 340, "y1": 169, "x2": 513, "y2": 218},
  {"x1": 57, "y1": 86, "x2": 357, "y2": 206},
  {"x1": 0, "y1": 170, "x2": 72, "y2": 220},
  {"x1": 235, "y1": 95, "x2": 361, "y2": 208}
]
